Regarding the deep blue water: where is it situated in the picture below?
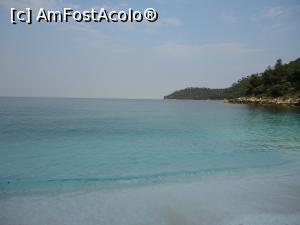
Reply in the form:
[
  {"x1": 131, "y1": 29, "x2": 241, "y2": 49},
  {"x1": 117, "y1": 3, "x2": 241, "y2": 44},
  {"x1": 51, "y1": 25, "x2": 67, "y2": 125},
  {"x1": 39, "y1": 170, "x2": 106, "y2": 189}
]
[{"x1": 0, "y1": 97, "x2": 300, "y2": 195}]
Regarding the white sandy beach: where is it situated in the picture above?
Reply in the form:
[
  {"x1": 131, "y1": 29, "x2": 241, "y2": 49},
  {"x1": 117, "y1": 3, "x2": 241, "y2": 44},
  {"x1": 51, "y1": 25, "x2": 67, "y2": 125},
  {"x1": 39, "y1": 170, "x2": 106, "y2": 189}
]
[{"x1": 1, "y1": 168, "x2": 300, "y2": 225}]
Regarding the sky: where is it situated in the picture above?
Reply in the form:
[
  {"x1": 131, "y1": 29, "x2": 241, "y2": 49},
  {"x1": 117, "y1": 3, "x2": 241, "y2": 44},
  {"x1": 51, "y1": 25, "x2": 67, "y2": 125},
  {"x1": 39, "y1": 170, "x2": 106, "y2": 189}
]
[{"x1": 0, "y1": 0, "x2": 300, "y2": 99}]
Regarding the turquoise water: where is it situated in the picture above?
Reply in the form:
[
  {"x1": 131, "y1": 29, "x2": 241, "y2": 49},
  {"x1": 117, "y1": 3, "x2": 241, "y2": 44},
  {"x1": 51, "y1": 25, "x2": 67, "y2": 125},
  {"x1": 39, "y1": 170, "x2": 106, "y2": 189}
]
[{"x1": 0, "y1": 97, "x2": 300, "y2": 195}]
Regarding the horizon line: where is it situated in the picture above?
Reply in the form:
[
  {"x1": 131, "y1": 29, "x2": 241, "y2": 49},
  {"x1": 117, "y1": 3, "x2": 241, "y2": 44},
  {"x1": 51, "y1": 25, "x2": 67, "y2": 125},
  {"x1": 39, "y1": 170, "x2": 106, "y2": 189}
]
[{"x1": 0, "y1": 95, "x2": 164, "y2": 101}]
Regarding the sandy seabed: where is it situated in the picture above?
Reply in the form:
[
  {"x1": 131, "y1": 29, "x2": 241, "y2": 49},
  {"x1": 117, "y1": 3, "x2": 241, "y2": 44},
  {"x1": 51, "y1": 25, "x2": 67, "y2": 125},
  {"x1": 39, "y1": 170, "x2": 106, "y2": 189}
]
[{"x1": 1, "y1": 168, "x2": 300, "y2": 225}]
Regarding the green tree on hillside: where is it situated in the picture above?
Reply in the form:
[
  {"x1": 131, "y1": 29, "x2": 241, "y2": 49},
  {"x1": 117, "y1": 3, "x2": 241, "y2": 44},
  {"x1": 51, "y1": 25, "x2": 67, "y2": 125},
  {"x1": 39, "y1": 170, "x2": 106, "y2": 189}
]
[{"x1": 164, "y1": 57, "x2": 300, "y2": 100}]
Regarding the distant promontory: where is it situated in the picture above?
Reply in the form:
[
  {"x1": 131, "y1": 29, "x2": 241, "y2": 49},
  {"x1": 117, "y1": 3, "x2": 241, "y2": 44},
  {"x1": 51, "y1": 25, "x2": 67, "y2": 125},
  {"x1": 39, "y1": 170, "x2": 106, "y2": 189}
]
[{"x1": 164, "y1": 58, "x2": 300, "y2": 106}]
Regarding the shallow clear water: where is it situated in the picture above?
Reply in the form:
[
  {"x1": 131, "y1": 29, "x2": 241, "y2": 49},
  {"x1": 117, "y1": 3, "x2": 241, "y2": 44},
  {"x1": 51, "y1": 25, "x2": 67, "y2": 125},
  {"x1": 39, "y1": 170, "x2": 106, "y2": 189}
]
[{"x1": 0, "y1": 97, "x2": 300, "y2": 195}]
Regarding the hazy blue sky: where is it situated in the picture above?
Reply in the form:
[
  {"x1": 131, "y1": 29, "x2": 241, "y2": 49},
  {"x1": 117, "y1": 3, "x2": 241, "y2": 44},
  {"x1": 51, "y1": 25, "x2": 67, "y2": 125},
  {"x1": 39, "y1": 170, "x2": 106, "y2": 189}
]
[{"x1": 1, "y1": 0, "x2": 300, "y2": 99}]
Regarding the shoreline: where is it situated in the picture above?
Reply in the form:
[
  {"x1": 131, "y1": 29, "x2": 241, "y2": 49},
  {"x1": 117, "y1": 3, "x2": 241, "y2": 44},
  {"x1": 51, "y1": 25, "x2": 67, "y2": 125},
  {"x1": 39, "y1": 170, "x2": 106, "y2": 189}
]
[
  {"x1": 1, "y1": 164, "x2": 300, "y2": 225},
  {"x1": 224, "y1": 96, "x2": 300, "y2": 106},
  {"x1": 0, "y1": 158, "x2": 291, "y2": 199}
]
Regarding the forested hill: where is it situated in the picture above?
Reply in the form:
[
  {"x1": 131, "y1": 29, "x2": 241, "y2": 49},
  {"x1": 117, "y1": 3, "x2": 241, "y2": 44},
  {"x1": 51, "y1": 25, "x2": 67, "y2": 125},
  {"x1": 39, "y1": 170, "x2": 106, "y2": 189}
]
[{"x1": 164, "y1": 58, "x2": 300, "y2": 100}]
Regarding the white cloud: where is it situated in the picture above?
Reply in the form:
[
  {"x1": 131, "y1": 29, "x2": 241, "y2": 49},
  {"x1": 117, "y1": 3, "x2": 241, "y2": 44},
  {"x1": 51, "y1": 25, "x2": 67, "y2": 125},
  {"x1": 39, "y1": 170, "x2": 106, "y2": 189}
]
[
  {"x1": 221, "y1": 15, "x2": 238, "y2": 24},
  {"x1": 263, "y1": 6, "x2": 286, "y2": 17},
  {"x1": 259, "y1": 23, "x2": 292, "y2": 34},
  {"x1": 262, "y1": 5, "x2": 300, "y2": 18}
]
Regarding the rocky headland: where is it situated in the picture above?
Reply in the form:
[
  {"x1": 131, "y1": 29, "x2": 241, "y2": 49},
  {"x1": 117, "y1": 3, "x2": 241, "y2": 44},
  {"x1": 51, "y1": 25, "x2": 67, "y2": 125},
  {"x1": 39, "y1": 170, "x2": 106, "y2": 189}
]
[{"x1": 224, "y1": 96, "x2": 300, "y2": 106}]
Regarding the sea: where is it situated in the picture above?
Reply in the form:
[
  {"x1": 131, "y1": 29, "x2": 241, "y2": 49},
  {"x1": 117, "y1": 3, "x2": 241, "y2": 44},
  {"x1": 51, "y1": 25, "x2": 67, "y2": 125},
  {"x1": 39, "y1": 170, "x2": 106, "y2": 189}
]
[{"x1": 0, "y1": 97, "x2": 300, "y2": 225}]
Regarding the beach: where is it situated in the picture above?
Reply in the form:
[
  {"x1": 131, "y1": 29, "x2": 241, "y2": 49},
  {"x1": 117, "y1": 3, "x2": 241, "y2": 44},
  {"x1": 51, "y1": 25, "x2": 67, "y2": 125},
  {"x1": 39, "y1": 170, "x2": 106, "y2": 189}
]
[
  {"x1": 1, "y1": 0, "x2": 300, "y2": 224},
  {"x1": 1, "y1": 166, "x2": 300, "y2": 225},
  {"x1": 0, "y1": 98, "x2": 300, "y2": 225}
]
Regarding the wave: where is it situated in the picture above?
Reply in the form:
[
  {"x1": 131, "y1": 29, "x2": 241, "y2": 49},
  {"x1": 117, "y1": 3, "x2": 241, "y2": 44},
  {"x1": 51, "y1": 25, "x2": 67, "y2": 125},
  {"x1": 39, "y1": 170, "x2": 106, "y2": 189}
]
[{"x1": 0, "y1": 160, "x2": 291, "y2": 195}]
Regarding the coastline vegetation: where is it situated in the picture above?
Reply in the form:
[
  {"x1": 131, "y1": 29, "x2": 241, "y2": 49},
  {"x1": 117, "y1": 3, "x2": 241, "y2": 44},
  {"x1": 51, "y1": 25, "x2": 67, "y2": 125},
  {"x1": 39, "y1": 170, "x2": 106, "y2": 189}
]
[{"x1": 164, "y1": 58, "x2": 300, "y2": 100}]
